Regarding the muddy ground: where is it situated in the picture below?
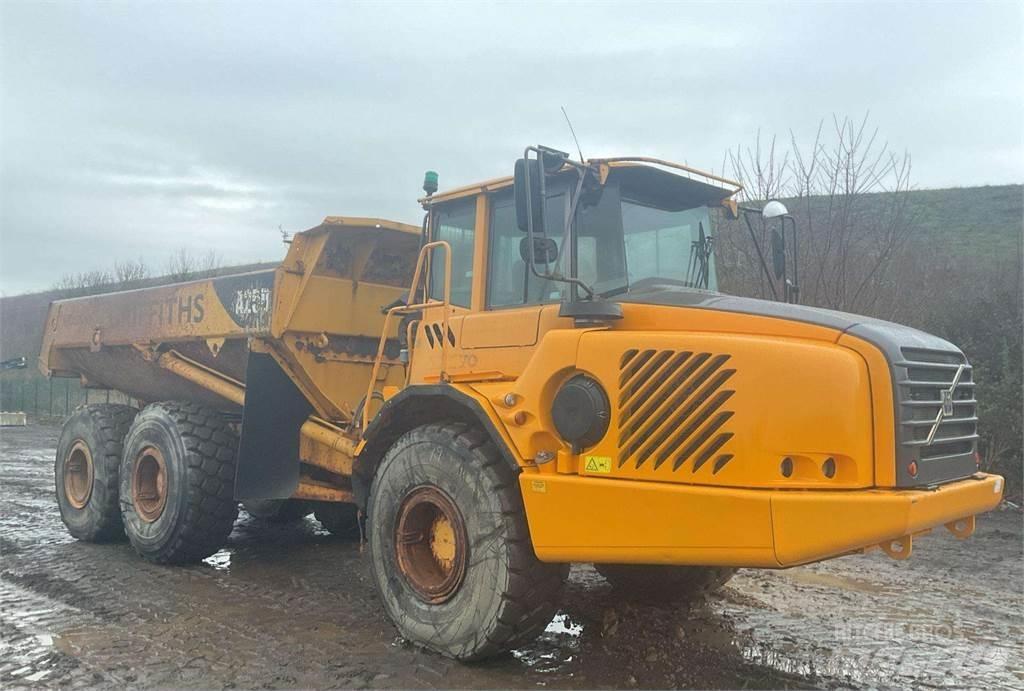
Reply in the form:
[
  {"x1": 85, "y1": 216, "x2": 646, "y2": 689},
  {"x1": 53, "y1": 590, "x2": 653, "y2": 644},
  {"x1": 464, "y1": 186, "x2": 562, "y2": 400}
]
[{"x1": 1, "y1": 422, "x2": 1021, "y2": 689}]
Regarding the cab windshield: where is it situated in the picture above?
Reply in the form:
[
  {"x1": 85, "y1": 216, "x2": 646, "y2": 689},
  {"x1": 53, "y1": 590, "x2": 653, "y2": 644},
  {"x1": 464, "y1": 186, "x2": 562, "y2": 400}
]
[
  {"x1": 575, "y1": 186, "x2": 717, "y2": 297},
  {"x1": 483, "y1": 168, "x2": 725, "y2": 308}
]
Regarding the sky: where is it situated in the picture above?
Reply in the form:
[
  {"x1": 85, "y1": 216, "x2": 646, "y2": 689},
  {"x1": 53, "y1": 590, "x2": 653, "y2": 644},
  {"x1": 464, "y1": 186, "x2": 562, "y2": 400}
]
[{"x1": 1, "y1": 0, "x2": 1022, "y2": 295}]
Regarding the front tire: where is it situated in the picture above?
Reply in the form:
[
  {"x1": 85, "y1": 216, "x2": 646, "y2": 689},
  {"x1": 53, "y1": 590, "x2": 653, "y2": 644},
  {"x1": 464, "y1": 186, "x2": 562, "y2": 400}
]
[
  {"x1": 55, "y1": 404, "x2": 137, "y2": 542},
  {"x1": 367, "y1": 422, "x2": 565, "y2": 661},
  {"x1": 119, "y1": 402, "x2": 239, "y2": 564},
  {"x1": 595, "y1": 564, "x2": 737, "y2": 602}
]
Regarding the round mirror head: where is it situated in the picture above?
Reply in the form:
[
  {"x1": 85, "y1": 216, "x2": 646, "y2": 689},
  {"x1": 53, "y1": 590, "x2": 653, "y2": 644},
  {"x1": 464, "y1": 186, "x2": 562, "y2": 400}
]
[{"x1": 762, "y1": 200, "x2": 789, "y2": 220}]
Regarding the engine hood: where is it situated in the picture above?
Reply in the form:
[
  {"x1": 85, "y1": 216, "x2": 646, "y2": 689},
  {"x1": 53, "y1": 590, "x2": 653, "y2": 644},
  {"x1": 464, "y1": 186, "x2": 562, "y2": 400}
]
[
  {"x1": 615, "y1": 285, "x2": 957, "y2": 356},
  {"x1": 617, "y1": 286, "x2": 978, "y2": 488}
]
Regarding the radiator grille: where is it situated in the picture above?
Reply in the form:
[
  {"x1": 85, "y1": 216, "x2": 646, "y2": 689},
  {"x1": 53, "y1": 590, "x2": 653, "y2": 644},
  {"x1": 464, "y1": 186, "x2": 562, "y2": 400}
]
[
  {"x1": 617, "y1": 349, "x2": 736, "y2": 473},
  {"x1": 896, "y1": 347, "x2": 978, "y2": 465}
]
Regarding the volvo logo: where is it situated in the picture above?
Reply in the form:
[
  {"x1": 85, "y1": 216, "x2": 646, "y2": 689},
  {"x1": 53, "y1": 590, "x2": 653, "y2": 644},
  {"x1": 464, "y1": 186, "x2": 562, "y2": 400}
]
[
  {"x1": 941, "y1": 388, "x2": 955, "y2": 417},
  {"x1": 926, "y1": 363, "x2": 966, "y2": 445}
]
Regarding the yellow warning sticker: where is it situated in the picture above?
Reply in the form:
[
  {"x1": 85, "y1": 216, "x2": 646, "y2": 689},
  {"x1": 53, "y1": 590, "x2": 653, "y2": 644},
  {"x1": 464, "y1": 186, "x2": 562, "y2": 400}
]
[
  {"x1": 531, "y1": 480, "x2": 547, "y2": 493},
  {"x1": 584, "y1": 456, "x2": 612, "y2": 474}
]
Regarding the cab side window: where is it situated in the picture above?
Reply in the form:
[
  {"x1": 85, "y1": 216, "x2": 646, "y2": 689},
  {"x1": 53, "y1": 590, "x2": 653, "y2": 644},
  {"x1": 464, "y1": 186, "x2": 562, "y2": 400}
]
[
  {"x1": 429, "y1": 199, "x2": 476, "y2": 307},
  {"x1": 487, "y1": 191, "x2": 567, "y2": 308},
  {"x1": 487, "y1": 198, "x2": 525, "y2": 307}
]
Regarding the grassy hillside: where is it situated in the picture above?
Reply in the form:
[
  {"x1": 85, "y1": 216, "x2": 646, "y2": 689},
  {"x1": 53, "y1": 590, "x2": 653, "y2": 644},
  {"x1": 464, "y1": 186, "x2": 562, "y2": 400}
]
[{"x1": 905, "y1": 185, "x2": 1022, "y2": 259}]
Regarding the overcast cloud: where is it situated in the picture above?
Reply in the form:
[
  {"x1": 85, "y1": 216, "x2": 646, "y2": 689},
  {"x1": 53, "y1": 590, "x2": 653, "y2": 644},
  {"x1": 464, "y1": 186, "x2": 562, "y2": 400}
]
[{"x1": 1, "y1": 0, "x2": 1021, "y2": 294}]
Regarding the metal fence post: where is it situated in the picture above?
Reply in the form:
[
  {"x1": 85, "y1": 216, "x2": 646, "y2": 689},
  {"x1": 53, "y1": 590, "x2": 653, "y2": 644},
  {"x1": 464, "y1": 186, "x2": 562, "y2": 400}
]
[{"x1": 49, "y1": 378, "x2": 54, "y2": 416}]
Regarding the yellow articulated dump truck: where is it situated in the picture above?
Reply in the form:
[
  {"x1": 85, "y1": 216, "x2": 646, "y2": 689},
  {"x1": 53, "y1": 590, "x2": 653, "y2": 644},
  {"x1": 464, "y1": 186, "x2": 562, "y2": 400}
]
[{"x1": 41, "y1": 146, "x2": 1004, "y2": 660}]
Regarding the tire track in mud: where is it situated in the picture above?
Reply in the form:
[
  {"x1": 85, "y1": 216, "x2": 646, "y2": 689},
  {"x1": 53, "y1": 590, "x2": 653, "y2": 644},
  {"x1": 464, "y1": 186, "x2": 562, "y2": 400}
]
[{"x1": 0, "y1": 578, "x2": 123, "y2": 688}]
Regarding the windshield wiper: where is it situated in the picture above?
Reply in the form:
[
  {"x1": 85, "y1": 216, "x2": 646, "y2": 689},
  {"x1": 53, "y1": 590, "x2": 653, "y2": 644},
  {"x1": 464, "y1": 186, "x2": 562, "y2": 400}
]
[
  {"x1": 686, "y1": 221, "x2": 713, "y2": 289},
  {"x1": 599, "y1": 284, "x2": 630, "y2": 299}
]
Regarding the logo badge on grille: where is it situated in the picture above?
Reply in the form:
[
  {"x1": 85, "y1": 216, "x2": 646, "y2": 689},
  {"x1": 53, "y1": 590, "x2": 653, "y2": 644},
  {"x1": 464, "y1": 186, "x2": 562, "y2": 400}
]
[
  {"x1": 926, "y1": 363, "x2": 966, "y2": 445},
  {"x1": 941, "y1": 389, "x2": 955, "y2": 417}
]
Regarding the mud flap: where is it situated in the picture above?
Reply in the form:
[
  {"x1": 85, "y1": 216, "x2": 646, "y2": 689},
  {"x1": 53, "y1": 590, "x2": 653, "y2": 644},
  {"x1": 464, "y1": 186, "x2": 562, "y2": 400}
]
[{"x1": 234, "y1": 353, "x2": 313, "y2": 501}]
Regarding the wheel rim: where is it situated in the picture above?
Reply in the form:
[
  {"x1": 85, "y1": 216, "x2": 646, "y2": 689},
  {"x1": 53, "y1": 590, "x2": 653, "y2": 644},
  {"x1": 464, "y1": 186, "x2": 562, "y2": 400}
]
[
  {"x1": 131, "y1": 446, "x2": 168, "y2": 523},
  {"x1": 63, "y1": 440, "x2": 94, "y2": 509},
  {"x1": 394, "y1": 485, "x2": 468, "y2": 603}
]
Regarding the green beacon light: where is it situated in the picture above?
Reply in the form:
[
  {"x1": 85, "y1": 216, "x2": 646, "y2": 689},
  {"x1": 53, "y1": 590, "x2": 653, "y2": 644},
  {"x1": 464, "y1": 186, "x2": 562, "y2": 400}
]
[{"x1": 423, "y1": 170, "x2": 439, "y2": 197}]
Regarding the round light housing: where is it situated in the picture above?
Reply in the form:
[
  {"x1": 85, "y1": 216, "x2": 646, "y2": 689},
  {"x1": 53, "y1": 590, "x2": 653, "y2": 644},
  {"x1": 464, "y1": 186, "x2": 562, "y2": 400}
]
[
  {"x1": 551, "y1": 374, "x2": 610, "y2": 450},
  {"x1": 762, "y1": 199, "x2": 789, "y2": 220}
]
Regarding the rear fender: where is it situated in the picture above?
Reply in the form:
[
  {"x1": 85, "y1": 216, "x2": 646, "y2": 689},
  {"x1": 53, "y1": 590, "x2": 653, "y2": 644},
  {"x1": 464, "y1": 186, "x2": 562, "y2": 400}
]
[{"x1": 234, "y1": 352, "x2": 314, "y2": 500}]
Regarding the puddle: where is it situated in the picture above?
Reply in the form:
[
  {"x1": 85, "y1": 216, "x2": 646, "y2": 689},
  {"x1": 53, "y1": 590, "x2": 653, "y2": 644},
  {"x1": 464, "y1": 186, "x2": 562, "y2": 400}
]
[
  {"x1": 544, "y1": 612, "x2": 584, "y2": 637},
  {"x1": 781, "y1": 570, "x2": 891, "y2": 593},
  {"x1": 203, "y1": 549, "x2": 232, "y2": 571},
  {"x1": 511, "y1": 612, "x2": 584, "y2": 675}
]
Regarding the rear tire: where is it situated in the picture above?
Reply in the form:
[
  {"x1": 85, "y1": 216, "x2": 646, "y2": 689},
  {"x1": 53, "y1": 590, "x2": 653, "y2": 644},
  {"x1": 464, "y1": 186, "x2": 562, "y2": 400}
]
[
  {"x1": 367, "y1": 422, "x2": 566, "y2": 661},
  {"x1": 119, "y1": 402, "x2": 239, "y2": 564},
  {"x1": 595, "y1": 564, "x2": 737, "y2": 602},
  {"x1": 313, "y1": 502, "x2": 361, "y2": 539},
  {"x1": 54, "y1": 404, "x2": 137, "y2": 542}
]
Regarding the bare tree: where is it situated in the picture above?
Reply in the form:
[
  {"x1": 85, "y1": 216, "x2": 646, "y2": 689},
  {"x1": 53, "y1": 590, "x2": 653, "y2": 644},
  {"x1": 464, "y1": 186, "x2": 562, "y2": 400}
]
[
  {"x1": 114, "y1": 258, "x2": 149, "y2": 288},
  {"x1": 717, "y1": 113, "x2": 916, "y2": 316},
  {"x1": 52, "y1": 269, "x2": 114, "y2": 297},
  {"x1": 165, "y1": 248, "x2": 196, "y2": 282},
  {"x1": 723, "y1": 132, "x2": 790, "y2": 300},
  {"x1": 199, "y1": 249, "x2": 222, "y2": 275},
  {"x1": 165, "y1": 248, "x2": 221, "y2": 282}
]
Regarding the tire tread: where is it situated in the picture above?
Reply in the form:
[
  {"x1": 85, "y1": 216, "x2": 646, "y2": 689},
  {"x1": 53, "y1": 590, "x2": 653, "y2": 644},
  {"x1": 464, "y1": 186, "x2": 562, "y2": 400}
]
[
  {"x1": 123, "y1": 401, "x2": 239, "y2": 564},
  {"x1": 57, "y1": 404, "x2": 137, "y2": 542},
  {"x1": 375, "y1": 421, "x2": 566, "y2": 660}
]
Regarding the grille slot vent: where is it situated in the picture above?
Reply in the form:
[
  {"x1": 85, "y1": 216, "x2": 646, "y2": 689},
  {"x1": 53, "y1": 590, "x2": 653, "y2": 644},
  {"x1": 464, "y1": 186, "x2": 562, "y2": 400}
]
[
  {"x1": 618, "y1": 349, "x2": 736, "y2": 473},
  {"x1": 896, "y1": 347, "x2": 978, "y2": 468}
]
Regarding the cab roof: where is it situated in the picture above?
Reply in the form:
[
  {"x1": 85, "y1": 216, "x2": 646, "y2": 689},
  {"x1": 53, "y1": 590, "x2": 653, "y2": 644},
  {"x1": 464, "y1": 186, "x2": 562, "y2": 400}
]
[{"x1": 421, "y1": 157, "x2": 743, "y2": 207}]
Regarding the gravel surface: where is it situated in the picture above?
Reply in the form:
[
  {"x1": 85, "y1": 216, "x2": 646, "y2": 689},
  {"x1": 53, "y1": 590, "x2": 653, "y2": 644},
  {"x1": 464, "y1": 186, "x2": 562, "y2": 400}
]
[{"x1": 2, "y1": 421, "x2": 1020, "y2": 689}]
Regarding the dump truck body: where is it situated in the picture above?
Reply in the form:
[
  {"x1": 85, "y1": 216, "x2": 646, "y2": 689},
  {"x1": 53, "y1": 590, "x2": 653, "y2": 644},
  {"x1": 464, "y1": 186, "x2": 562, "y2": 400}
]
[
  {"x1": 40, "y1": 269, "x2": 274, "y2": 407},
  {"x1": 42, "y1": 150, "x2": 1004, "y2": 661},
  {"x1": 39, "y1": 218, "x2": 419, "y2": 416}
]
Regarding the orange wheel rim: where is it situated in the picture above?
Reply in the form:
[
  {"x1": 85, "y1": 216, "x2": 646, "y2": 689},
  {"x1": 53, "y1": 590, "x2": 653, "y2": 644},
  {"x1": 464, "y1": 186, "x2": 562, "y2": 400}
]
[
  {"x1": 131, "y1": 446, "x2": 168, "y2": 523},
  {"x1": 394, "y1": 485, "x2": 468, "y2": 604},
  {"x1": 64, "y1": 440, "x2": 94, "y2": 509}
]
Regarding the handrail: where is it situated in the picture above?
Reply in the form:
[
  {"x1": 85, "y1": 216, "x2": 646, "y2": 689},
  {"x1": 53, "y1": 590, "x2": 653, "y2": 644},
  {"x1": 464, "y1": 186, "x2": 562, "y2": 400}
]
[
  {"x1": 403, "y1": 318, "x2": 421, "y2": 388},
  {"x1": 361, "y1": 240, "x2": 452, "y2": 431}
]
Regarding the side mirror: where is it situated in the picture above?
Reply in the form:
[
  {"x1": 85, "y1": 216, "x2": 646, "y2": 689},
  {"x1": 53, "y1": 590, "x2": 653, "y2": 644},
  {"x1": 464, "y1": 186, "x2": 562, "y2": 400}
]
[
  {"x1": 771, "y1": 228, "x2": 786, "y2": 279},
  {"x1": 520, "y1": 236, "x2": 558, "y2": 265},
  {"x1": 514, "y1": 158, "x2": 544, "y2": 234}
]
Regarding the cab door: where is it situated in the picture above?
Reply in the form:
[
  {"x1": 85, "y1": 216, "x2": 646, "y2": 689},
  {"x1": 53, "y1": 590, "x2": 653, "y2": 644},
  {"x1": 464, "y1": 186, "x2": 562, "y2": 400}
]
[{"x1": 461, "y1": 189, "x2": 571, "y2": 350}]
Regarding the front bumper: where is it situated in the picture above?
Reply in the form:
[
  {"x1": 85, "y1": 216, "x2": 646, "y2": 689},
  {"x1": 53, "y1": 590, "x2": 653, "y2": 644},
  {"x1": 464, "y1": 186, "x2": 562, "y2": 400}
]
[{"x1": 520, "y1": 471, "x2": 1004, "y2": 567}]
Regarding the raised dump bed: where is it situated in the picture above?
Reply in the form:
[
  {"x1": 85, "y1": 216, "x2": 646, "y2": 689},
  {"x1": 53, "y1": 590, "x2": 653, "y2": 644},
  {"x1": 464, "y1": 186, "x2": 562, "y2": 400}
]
[
  {"x1": 40, "y1": 268, "x2": 275, "y2": 409},
  {"x1": 39, "y1": 217, "x2": 420, "y2": 413}
]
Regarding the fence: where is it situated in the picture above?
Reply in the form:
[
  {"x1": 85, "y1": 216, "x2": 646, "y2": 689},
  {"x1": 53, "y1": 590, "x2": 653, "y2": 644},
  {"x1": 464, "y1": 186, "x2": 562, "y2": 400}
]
[{"x1": 0, "y1": 373, "x2": 136, "y2": 419}]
